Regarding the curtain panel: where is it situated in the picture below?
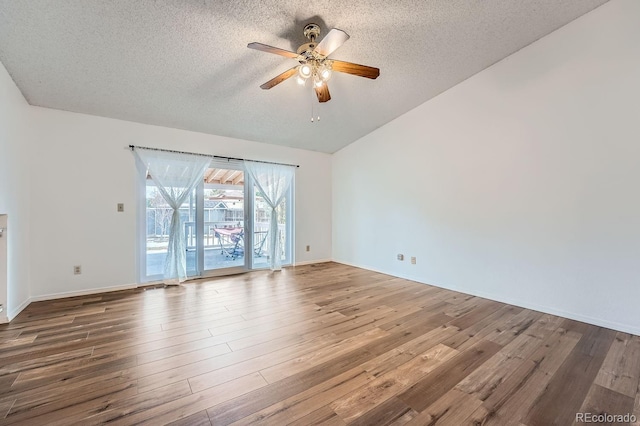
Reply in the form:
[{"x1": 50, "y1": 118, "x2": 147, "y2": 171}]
[
  {"x1": 135, "y1": 148, "x2": 211, "y2": 283},
  {"x1": 244, "y1": 161, "x2": 295, "y2": 271}
]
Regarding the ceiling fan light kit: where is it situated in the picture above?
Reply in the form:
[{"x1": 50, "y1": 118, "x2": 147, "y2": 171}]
[{"x1": 248, "y1": 23, "x2": 380, "y2": 104}]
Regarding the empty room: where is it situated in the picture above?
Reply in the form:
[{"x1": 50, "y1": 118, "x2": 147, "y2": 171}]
[{"x1": 0, "y1": 0, "x2": 639, "y2": 425}]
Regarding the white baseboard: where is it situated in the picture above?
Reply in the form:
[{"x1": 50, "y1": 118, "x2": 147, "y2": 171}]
[
  {"x1": 293, "y1": 259, "x2": 333, "y2": 267},
  {"x1": 330, "y1": 260, "x2": 397, "y2": 277},
  {"x1": 29, "y1": 283, "x2": 139, "y2": 303},
  {"x1": 5, "y1": 283, "x2": 140, "y2": 322},
  {"x1": 7, "y1": 297, "x2": 31, "y2": 321},
  {"x1": 454, "y1": 286, "x2": 640, "y2": 337},
  {"x1": 332, "y1": 260, "x2": 640, "y2": 336}
]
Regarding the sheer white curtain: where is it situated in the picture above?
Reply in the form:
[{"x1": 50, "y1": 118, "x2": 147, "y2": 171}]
[
  {"x1": 244, "y1": 161, "x2": 295, "y2": 271},
  {"x1": 135, "y1": 148, "x2": 211, "y2": 283}
]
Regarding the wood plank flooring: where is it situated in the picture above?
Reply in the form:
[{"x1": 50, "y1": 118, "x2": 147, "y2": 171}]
[{"x1": 1, "y1": 262, "x2": 639, "y2": 425}]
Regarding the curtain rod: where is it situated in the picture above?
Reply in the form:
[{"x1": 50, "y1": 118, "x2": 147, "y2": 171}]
[{"x1": 129, "y1": 145, "x2": 300, "y2": 168}]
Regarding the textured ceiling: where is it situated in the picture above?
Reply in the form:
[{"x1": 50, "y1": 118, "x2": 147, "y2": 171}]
[{"x1": 0, "y1": 0, "x2": 608, "y2": 153}]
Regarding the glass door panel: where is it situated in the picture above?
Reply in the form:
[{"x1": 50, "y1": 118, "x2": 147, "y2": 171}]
[
  {"x1": 252, "y1": 185, "x2": 292, "y2": 268},
  {"x1": 252, "y1": 188, "x2": 270, "y2": 268},
  {"x1": 145, "y1": 183, "x2": 196, "y2": 279},
  {"x1": 203, "y1": 185, "x2": 245, "y2": 271},
  {"x1": 184, "y1": 189, "x2": 197, "y2": 277}
]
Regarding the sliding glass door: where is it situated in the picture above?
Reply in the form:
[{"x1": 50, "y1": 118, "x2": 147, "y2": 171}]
[
  {"x1": 139, "y1": 160, "x2": 293, "y2": 282},
  {"x1": 198, "y1": 166, "x2": 247, "y2": 276}
]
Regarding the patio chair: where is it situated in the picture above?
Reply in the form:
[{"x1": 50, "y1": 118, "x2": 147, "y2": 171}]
[{"x1": 214, "y1": 227, "x2": 244, "y2": 260}]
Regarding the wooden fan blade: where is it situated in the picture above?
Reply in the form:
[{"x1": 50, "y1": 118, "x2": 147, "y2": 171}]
[
  {"x1": 331, "y1": 60, "x2": 380, "y2": 79},
  {"x1": 314, "y1": 29, "x2": 350, "y2": 57},
  {"x1": 260, "y1": 67, "x2": 298, "y2": 89},
  {"x1": 315, "y1": 84, "x2": 331, "y2": 103},
  {"x1": 247, "y1": 42, "x2": 299, "y2": 59}
]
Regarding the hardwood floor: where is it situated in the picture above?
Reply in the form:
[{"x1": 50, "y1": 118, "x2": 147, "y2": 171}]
[{"x1": 0, "y1": 262, "x2": 638, "y2": 425}]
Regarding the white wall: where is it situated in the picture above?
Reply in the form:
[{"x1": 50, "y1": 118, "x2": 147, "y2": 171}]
[
  {"x1": 0, "y1": 61, "x2": 32, "y2": 320},
  {"x1": 28, "y1": 107, "x2": 332, "y2": 299},
  {"x1": 333, "y1": 0, "x2": 640, "y2": 335}
]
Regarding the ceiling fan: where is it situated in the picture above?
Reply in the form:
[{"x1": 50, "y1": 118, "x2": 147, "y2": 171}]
[{"x1": 248, "y1": 23, "x2": 380, "y2": 103}]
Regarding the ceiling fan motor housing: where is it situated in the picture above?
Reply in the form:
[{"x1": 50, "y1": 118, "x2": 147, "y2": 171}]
[{"x1": 297, "y1": 43, "x2": 317, "y2": 57}]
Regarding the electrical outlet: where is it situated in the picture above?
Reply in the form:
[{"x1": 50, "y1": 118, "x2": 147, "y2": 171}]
[
  {"x1": 411, "y1": 257, "x2": 416, "y2": 264},
  {"x1": 117, "y1": 203, "x2": 124, "y2": 212},
  {"x1": 306, "y1": 245, "x2": 310, "y2": 252},
  {"x1": 397, "y1": 254, "x2": 404, "y2": 261},
  {"x1": 74, "y1": 265, "x2": 82, "y2": 275}
]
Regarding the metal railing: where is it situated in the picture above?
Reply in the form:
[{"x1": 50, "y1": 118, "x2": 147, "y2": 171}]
[
  {"x1": 183, "y1": 221, "x2": 242, "y2": 249},
  {"x1": 146, "y1": 221, "x2": 284, "y2": 259}
]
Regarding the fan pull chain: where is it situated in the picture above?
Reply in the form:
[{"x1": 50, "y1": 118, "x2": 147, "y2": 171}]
[
  {"x1": 309, "y1": 89, "x2": 320, "y2": 123},
  {"x1": 311, "y1": 93, "x2": 316, "y2": 123}
]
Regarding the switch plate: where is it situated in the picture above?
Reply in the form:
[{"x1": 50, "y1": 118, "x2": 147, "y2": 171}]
[
  {"x1": 73, "y1": 265, "x2": 82, "y2": 275},
  {"x1": 306, "y1": 245, "x2": 310, "y2": 252},
  {"x1": 397, "y1": 254, "x2": 404, "y2": 261},
  {"x1": 411, "y1": 257, "x2": 416, "y2": 264},
  {"x1": 117, "y1": 203, "x2": 124, "y2": 212}
]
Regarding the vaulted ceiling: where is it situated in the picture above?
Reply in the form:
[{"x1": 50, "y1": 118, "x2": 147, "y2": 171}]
[{"x1": 0, "y1": 0, "x2": 608, "y2": 153}]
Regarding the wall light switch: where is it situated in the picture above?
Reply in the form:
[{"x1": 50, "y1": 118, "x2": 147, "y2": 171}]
[
  {"x1": 117, "y1": 203, "x2": 124, "y2": 212},
  {"x1": 397, "y1": 254, "x2": 404, "y2": 261},
  {"x1": 411, "y1": 257, "x2": 416, "y2": 264}
]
